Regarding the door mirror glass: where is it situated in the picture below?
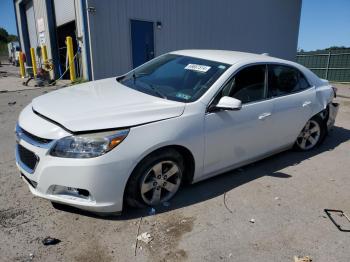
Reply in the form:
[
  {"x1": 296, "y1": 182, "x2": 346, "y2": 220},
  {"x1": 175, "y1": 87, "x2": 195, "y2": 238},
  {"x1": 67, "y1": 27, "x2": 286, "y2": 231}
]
[{"x1": 213, "y1": 96, "x2": 242, "y2": 111}]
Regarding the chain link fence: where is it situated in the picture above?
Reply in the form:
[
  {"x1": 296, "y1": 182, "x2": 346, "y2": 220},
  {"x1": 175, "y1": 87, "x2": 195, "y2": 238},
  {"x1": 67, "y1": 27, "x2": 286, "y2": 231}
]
[{"x1": 296, "y1": 48, "x2": 350, "y2": 82}]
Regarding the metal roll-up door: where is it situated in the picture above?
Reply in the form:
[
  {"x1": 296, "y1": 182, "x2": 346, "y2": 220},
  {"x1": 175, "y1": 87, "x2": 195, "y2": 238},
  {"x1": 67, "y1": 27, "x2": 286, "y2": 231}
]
[
  {"x1": 54, "y1": 0, "x2": 76, "y2": 27},
  {"x1": 25, "y1": 2, "x2": 39, "y2": 49}
]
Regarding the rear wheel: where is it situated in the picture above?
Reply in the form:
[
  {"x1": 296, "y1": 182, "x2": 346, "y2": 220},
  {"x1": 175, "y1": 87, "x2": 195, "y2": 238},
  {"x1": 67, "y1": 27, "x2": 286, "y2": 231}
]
[
  {"x1": 125, "y1": 149, "x2": 184, "y2": 208},
  {"x1": 295, "y1": 116, "x2": 326, "y2": 151}
]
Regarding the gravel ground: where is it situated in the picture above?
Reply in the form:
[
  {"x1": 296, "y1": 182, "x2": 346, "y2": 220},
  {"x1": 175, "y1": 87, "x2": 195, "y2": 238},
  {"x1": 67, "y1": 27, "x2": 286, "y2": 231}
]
[{"x1": 0, "y1": 65, "x2": 350, "y2": 262}]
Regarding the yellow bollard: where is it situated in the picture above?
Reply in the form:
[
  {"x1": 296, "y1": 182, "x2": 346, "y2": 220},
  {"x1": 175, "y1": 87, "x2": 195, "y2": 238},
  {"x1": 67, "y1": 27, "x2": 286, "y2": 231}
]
[
  {"x1": 66, "y1": 36, "x2": 76, "y2": 82},
  {"x1": 30, "y1": 48, "x2": 37, "y2": 78},
  {"x1": 41, "y1": 45, "x2": 48, "y2": 66},
  {"x1": 19, "y1": 51, "x2": 25, "y2": 78}
]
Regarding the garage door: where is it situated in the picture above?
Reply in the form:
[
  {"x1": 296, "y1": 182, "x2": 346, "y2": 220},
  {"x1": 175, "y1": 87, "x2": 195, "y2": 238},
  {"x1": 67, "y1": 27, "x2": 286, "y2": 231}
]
[
  {"x1": 25, "y1": 2, "x2": 38, "y2": 49},
  {"x1": 54, "y1": 0, "x2": 75, "y2": 26}
]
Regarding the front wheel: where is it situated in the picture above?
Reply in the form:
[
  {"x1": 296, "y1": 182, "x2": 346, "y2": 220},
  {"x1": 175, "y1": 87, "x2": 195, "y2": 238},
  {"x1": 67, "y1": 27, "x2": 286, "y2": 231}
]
[
  {"x1": 295, "y1": 116, "x2": 326, "y2": 151},
  {"x1": 125, "y1": 149, "x2": 184, "y2": 208}
]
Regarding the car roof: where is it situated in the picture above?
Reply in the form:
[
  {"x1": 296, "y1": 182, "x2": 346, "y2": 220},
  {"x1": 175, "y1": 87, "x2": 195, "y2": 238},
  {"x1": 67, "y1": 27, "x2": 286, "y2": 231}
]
[
  {"x1": 170, "y1": 49, "x2": 290, "y2": 65},
  {"x1": 170, "y1": 49, "x2": 324, "y2": 87}
]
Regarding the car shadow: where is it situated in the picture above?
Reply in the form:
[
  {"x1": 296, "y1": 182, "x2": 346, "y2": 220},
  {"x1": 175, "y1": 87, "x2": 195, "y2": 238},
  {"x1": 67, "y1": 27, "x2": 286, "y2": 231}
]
[{"x1": 52, "y1": 126, "x2": 350, "y2": 220}]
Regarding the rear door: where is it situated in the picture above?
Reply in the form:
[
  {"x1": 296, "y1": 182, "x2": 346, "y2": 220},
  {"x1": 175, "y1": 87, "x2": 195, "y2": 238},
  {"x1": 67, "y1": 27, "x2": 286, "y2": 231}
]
[{"x1": 267, "y1": 64, "x2": 316, "y2": 147}]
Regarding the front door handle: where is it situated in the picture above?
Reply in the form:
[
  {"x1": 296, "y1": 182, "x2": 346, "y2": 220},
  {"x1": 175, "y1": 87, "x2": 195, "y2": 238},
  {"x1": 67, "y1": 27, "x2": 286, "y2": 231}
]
[
  {"x1": 258, "y1": 112, "x2": 272, "y2": 120},
  {"x1": 302, "y1": 101, "x2": 312, "y2": 107}
]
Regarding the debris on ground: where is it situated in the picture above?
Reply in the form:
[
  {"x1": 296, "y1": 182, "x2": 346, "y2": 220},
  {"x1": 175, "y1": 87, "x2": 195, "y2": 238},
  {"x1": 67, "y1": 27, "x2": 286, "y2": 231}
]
[
  {"x1": 137, "y1": 232, "x2": 153, "y2": 244},
  {"x1": 223, "y1": 191, "x2": 234, "y2": 214},
  {"x1": 148, "y1": 208, "x2": 156, "y2": 215},
  {"x1": 249, "y1": 218, "x2": 255, "y2": 223},
  {"x1": 275, "y1": 197, "x2": 280, "y2": 200},
  {"x1": 8, "y1": 101, "x2": 16, "y2": 106},
  {"x1": 180, "y1": 219, "x2": 187, "y2": 224},
  {"x1": 134, "y1": 217, "x2": 143, "y2": 256},
  {"x1": 294, "y1": 255, "x2": 312, "y2": 262},
  {"x1": 29, "y1": 253, "x2": 34, "y2": 260},
  {"x1": 162, "y1": 201, "x2": 170, "y2": 207},
  {"x1": 324, "y1": 209, "x2": 350, "y2": 232},
  {"x1": 42, "y1": 236, "x2": 61, "y2": 246}
]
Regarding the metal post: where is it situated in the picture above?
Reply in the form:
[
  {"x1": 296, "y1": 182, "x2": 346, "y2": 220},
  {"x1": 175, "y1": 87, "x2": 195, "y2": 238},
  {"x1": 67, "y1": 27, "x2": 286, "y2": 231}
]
[
  {"x1": 66, "y1": 36, "x2": 76, "y2": 82},
  {"x1": 30, "y1": 48, "x2": 37, "y2": 78},
  {"x1": 19, "y1": 51, "x2": 25, "y2": 78},
  {"x1": 325, "y1": 50, "x2": 331, "y2": 79},
  {"x1": 41, "y1": 45, "x2": 48, "y2": 67}
]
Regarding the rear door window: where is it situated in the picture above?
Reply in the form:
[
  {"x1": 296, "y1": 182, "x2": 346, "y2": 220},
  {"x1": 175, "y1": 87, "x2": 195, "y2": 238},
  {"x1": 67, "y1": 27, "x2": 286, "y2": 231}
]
[{"x1": 267, "y1": 65, "x2": 311, "y2": 98}]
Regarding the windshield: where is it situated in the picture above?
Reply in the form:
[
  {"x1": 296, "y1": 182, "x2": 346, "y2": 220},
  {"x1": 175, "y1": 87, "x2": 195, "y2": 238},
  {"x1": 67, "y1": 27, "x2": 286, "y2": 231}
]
[{"x1": 118, "y1": 54, "x2": 229, "y2": 102}]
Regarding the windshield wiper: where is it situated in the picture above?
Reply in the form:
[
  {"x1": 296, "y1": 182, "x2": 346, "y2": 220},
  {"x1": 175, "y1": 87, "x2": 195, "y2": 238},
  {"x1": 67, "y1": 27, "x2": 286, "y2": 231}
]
[
  {"x1": 148, "y1": 84, "x2": 167, "y2": 99},
  {"x1": 120, "y1": 71, "x2": 167, "y2": 99}
]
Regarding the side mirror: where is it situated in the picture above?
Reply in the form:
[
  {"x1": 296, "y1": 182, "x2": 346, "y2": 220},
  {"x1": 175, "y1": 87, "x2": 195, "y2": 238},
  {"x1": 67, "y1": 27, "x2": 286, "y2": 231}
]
[{"x1": 210, "y1": 96, "x2": 242, "y2": 112}]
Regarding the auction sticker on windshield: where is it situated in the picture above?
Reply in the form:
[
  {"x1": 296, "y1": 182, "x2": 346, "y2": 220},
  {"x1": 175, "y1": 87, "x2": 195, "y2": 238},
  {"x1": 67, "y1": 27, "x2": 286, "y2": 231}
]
[{"x1": 184, "y1": 64, "x2": 211, "y2": 73}]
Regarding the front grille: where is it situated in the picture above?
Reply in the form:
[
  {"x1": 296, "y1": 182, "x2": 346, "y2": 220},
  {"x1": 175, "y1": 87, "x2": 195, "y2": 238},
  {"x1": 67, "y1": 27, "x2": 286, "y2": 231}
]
[
  {"x1": 17, "y1": 144, "x2": 39, "y2": 171},
  {"x1": 21, "y1": 127, "x2": 52, "y2": 144}
]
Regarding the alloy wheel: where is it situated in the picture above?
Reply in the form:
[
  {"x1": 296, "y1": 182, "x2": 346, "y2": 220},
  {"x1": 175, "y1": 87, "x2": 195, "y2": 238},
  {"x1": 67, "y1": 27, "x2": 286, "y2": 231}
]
[
  {"x1": 140, "y1": 160, "x2": 182, "y2": 205},
  {"x1": 296, "y1": 120, "x2": 321, "y2": 150}
]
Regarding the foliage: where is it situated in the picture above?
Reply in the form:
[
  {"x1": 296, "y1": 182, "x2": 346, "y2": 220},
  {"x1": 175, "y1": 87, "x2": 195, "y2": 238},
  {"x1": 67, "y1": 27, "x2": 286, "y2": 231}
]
[
  {"x1": 0, "y1": 28, "x2": 9, "y2": 42},
  {"x1": 298, "y1": 46, "x2": 350, "y2": 53},
  {"x1": 0, "y1": 27, "x2": 18, "y2": 57},
  {"x1": 0, "y1": 27, "x2": 18, "y2": 43}
]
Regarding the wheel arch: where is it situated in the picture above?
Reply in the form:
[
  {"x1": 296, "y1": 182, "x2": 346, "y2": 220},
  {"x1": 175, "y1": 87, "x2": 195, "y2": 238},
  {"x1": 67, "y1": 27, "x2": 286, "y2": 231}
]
[
  {"x1": 136, "y1": 144, "x2": 195, "y2": 183},
  {"x1": 123, "y1": 144, "x2": 196, "y2": 205}
]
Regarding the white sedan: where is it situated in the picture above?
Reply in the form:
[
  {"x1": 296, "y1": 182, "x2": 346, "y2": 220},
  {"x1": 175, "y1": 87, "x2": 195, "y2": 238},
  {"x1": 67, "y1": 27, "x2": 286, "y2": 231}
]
[{"x1": 15, "y1": 50, "x2": 339, "y2": 214}]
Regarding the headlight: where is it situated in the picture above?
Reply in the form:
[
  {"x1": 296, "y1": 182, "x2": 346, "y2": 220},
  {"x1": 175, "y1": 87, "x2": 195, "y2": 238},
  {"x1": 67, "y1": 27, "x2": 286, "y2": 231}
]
[{"x1": 50, "y1": 129, "x2": 129, "y2": 158}]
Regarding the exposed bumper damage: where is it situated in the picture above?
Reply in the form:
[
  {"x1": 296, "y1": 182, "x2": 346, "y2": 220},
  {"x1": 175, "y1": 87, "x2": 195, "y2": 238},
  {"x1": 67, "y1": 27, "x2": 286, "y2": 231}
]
[{"x1": 327, "y1": 102, "x2": 339, "y2": 131}]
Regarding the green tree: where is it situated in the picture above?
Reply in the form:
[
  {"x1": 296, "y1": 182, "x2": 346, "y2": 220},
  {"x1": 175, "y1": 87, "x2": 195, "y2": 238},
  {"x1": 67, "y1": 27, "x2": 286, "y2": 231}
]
[
  {"x1": 0, "y1": 27, "x2": 18, "y2": 43},
  {"x1": 0, "y1": 27, "x2": 9, "y2": 43},
  {"x1": 7, "y1": 35, "x2": 18, "y2": 42}
]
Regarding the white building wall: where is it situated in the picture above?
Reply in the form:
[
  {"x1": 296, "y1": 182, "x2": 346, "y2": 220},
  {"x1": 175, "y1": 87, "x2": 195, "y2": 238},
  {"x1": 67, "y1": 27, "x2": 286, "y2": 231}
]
[{"x1": 86, "y1": 0, "x2": 302, "y2": 79}]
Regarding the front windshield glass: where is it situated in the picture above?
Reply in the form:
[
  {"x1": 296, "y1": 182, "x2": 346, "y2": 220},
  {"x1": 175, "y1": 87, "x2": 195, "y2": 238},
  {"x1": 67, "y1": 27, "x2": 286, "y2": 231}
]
[{"x1": 118, "y1": 54, "x2": 229, "y2": 102}]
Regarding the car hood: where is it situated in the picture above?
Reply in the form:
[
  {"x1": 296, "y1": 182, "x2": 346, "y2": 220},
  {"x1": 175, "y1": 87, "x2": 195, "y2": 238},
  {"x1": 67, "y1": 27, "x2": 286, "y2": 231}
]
[{"x1": 32, "y1": 78, "x2": 185, "y2": 132}]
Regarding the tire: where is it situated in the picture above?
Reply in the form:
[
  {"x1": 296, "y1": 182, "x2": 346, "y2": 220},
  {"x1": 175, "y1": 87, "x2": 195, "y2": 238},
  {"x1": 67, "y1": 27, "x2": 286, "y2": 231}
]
[
  {"x1": 294, "y1": 115, "x2": 326, "y2": 151},
  {"x1": 125, "y1": 149, "x2": 184, "y2": 208}
]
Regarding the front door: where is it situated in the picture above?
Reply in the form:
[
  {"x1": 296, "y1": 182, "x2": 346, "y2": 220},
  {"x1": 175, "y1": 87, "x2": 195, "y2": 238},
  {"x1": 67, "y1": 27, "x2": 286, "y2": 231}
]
[
  {"x1": 203, "y1": 65, "x2": 275, "y2": 177},
  {"x1": 130, "y1": 20, "x2": 155, "y2": 68}
]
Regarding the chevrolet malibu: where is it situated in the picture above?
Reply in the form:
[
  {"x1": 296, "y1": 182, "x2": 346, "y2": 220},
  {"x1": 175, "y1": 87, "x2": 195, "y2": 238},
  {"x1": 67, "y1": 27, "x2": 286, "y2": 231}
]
[{"x1": 15, "y1": 50, "x2": 339, "y2": 214}]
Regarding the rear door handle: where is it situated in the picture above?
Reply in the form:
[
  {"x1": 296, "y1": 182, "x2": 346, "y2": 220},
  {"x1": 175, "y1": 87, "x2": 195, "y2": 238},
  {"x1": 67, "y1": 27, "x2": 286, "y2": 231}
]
[
  {"x1": 258, "y1": 112, "x2": 272, "y2": 120},
  {"x1": 302, "y1": 101, "x2": 312, "y2": 107}
]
